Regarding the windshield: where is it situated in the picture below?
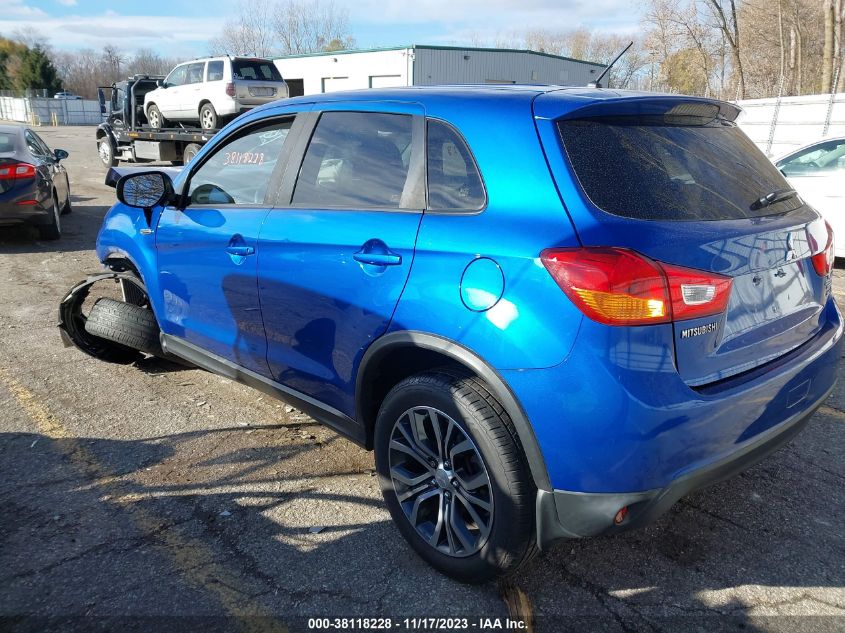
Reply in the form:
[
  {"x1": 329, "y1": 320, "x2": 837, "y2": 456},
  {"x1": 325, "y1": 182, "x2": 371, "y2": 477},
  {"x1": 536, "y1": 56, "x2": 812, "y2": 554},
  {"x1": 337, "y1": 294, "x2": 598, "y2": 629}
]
[
  {"x1": 232, "y1": 59, "x2": 283, "y2": 82},
  {"x1": 558, "y1": 114, "x2": 803, "y2": 221}
]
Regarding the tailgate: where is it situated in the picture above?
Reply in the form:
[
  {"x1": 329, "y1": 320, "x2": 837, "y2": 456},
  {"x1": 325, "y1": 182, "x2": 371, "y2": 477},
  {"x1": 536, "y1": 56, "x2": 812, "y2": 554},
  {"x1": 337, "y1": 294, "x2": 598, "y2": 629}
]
[{"x1": 534, "y1": 93, "x2": 835, "y2": 386}]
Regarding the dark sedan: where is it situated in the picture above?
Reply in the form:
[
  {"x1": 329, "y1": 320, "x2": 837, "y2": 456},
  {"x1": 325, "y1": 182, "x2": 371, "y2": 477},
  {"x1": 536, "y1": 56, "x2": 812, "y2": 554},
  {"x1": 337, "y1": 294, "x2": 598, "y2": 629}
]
[{"x1": 0, "y1": 124, "x2": 71, "y2": 240}]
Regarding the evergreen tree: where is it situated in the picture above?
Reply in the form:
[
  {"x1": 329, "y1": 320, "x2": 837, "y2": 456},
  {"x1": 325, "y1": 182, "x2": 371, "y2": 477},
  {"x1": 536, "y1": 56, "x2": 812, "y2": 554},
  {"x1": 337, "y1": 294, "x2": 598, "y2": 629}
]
[
  {"x1": 14, "y1": 45, "x2": 62, "y2": 94},
  {"x1": 0, "y1": 37, "x2": 26, "y2": 91}
]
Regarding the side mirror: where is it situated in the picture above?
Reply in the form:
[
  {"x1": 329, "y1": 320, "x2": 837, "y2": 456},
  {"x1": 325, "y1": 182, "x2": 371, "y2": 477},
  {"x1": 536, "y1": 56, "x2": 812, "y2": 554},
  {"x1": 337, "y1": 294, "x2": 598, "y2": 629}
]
[
  {"x1": 54, "y1": 149, "x2": 69, "y2": 161},
  {"x1": 157, "y1": 79, "x2": 166, "y2": 88},
  {"x1": 116, "y1": 171, "x2": 174, "y2": 209}
]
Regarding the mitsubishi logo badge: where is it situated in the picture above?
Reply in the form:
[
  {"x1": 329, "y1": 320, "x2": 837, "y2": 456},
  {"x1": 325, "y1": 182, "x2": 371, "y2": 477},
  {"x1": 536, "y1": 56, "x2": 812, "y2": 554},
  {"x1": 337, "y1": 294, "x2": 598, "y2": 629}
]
[{"x1": 785, "y1": 233, "x2": 796, "y2": 263}]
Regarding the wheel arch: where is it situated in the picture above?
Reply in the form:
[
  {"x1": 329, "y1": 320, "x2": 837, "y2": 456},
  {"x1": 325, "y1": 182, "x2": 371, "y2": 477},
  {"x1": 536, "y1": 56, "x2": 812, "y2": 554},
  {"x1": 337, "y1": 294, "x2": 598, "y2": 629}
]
[
  {"x1": 96, "y1": 238, "x2": 162, "y2": 325},
  {"x1": 198, "y1": 99, "x2": 212, "y2": 114},
  {"x1": 95, "y1": 125, "x2": 116, "y2": 147},
  {"x1": 356, "y1": 330, "x2": 551, "y2": 491}
]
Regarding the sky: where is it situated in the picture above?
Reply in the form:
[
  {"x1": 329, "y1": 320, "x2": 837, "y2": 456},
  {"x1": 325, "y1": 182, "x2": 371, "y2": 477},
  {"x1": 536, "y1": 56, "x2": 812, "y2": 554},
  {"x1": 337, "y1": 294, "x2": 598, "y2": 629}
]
[{"x1": 3, "y1": 0, "x2": 643, "y2": 60}]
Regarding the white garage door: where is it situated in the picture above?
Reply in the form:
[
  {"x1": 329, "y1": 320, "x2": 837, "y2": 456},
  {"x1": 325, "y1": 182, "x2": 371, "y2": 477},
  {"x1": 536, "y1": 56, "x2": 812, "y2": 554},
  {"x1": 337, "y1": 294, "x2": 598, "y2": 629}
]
[
  {"x1": 369, "y1": 75, "x2": 403, "y2": 88},
  {"x1": 321, "y1": 77, "x2": 349, "y2": 93}
]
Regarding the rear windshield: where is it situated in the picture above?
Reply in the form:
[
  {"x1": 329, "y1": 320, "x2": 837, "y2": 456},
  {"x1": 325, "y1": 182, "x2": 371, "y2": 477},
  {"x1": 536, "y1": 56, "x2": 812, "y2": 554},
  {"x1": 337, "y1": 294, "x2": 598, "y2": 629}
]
[
  {"x1": 232, "y1": 59, "x2": 282, "y2": 82},
  {"x1": 558, "y1": 114, "x2": 802, "y2": 220},
  {"x1": 0, "y1": 132, "x2": 16, "y2": 153}
]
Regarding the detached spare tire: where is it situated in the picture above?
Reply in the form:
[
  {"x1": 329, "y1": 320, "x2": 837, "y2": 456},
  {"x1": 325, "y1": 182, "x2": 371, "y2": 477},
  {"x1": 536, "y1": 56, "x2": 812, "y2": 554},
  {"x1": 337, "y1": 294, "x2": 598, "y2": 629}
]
[{"x1": 84, "y1": 298, "x2": 161, "y2": 355}]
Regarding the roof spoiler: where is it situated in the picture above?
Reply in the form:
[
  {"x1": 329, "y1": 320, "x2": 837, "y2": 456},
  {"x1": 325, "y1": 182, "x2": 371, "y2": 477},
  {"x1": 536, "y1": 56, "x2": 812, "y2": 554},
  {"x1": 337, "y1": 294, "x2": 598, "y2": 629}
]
[{"x1": 552, "y1": 96, "x2": 742, "y2": 124}]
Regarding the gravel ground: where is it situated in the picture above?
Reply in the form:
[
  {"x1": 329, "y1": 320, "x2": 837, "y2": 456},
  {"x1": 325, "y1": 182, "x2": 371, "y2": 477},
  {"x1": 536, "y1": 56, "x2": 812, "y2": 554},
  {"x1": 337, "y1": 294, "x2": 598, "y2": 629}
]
[{"x1": 0, "y1": 125, "x2": 843, "y2": 633}]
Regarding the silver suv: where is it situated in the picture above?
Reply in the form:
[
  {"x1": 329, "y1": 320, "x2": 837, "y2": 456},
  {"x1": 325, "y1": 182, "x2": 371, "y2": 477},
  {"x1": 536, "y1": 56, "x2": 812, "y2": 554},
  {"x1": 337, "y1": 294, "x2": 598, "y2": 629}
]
[{"x1": 143, "y1": 56, "x2": 289, "y2": 130}]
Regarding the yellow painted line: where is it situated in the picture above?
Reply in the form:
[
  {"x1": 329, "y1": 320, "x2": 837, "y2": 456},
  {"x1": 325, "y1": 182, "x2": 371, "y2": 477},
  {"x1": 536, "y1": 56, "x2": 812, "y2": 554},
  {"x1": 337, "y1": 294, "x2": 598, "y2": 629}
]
[
  {"x1": 0, "y1": 367, "x2": 287, "y2": 633},
  {"x1": 819, "y1": 404, "x2": 845, "y2": 421}
]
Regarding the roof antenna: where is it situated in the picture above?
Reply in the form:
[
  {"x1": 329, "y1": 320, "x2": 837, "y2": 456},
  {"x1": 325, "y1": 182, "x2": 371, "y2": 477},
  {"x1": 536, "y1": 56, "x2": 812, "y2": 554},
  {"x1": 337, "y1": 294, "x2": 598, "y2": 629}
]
[{"x1": 588, "y1": 41, "x2": 633, "y2": 89}]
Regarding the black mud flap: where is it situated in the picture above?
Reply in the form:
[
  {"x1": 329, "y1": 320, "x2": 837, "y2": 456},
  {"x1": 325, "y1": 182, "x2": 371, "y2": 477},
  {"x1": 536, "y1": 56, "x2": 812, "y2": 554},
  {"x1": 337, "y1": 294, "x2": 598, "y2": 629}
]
[{"x1": 57, "y1": 272, "x2": 149, "y2": 364}]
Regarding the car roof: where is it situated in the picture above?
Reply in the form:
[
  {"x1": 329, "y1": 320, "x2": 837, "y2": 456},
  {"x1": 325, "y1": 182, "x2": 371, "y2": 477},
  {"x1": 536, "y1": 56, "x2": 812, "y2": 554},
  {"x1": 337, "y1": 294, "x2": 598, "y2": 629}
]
[
  {"x1": 174, "y1": 55, "x2": 274, "y2": 64},
  {"x1": 279, "y1": 84, "x2": 592, "y2": 105},
  {"x1": 259, "y1": 84, "x2": 738, "y2": 121}
]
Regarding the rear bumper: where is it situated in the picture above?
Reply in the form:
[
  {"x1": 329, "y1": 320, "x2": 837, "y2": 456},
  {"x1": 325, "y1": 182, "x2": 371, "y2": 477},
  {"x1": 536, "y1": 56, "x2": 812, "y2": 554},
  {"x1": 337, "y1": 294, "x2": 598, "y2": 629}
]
[
  {"x1": 535, "y1": 381, "x2": 830, "y2": 547},
  {"x1": 502, "y1": 297, "x2": 843, "y2": 495},
  {"x1": 0, "y1": 199, "x2": 51, "y2": 226}
]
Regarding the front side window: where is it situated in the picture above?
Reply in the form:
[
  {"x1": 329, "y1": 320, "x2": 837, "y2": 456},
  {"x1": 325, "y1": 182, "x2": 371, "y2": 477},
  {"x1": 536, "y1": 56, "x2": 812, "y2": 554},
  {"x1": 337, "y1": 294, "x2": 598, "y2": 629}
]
[
  {"x1": 165, "y1": 65, "x2": 188, "y2": 87},
  {"x1": 778, "y1": 140, "x2": 845, "y2": 176},
  {"x1": 426, "y1": 119, "x2": 485, "y2": 212},
  {"x1": 207, "y1": 61, "x2": 224, "y2": 82},
  {"x1": 187, "y1": 118, "x2": 293, "y2": 206},
  {"x1": 292, "y1": 111, "x2": 413, "y2": 209},
  {"x1": 186, "y1": 62, "x2": 205, "y2": 85},
  {"x1": 31, "y1": 131, "x2": 52, "y2": 155}
]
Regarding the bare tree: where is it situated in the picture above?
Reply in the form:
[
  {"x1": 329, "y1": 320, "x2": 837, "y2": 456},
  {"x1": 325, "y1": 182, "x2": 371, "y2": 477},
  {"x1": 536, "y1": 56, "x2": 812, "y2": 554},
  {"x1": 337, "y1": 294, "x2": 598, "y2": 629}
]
[
  {"x1": 129, "y1": 49, "x2": 178, "y2": 77},
  {"x1": 209, "y1": 0, "x2": 355, "y2": 57},
  {"x1": 11, "y1": 26, "x2": 49, "y2": 50},
  {"x1": 643, "y1": 0, "x2": 719, "y2": 95},
  {"x1": 273, "y1": 0, "x2": 354, "y2": 54},
  {"x1": 822, "y1": 0, "x2": 844, "y2": 92},
  {"x1": 703, "y1": 0, "x2": 745, "y2": 98},
  {"x1": 209, "y1": 0, "x2": 276, "y2": 57}
]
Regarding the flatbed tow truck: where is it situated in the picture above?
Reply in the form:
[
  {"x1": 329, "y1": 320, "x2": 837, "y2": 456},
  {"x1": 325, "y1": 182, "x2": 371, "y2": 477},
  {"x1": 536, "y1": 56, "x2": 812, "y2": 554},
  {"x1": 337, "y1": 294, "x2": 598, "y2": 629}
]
[{"x1": 96, "y1": 75, "x2": 218, "y2": 168}]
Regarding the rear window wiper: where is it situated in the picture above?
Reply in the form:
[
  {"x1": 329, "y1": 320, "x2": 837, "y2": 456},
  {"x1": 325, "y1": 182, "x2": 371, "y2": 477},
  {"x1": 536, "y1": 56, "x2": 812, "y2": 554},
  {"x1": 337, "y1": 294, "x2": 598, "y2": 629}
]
[{"x1": 750, "y1": 188, "x2": 798, "y2": 210}]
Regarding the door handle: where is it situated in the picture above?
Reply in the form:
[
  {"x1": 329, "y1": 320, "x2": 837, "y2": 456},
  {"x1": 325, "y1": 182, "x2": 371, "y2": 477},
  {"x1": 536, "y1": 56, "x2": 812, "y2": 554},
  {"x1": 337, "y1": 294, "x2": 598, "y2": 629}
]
[
  {"x1": 226, "y1": 245, "x2": 255, "y2": 256},
  {"x1": 353, "y1": 252, "x2": 401, "y2": 266}
]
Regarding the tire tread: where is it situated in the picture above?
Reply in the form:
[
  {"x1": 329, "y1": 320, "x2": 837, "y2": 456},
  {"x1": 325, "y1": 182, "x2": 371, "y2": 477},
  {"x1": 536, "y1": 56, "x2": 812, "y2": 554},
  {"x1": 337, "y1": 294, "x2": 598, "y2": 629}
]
[
  {"x1": 377, "y1": 367, "x2": 539, "y2": 581},
  {"x1": 84, "y1": 297, "x2": 160, "y2": 355}
]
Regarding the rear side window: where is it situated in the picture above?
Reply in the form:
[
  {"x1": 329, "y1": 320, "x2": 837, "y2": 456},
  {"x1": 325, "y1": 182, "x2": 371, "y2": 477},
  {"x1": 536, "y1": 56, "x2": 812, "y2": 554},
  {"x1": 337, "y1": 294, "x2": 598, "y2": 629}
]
[
  {"x1": 233, "y1": 59, "x2": 282, "y2": 82},
  {"x1": 293, "y1": 111, "x2": 413, "y2": 209},
  {"x1": 207, "y1": 61, "x2": 224, "y2": 82},
  {"x1": 185, "y1": 62, "x2": 205, "y2": 85},
  {"x1": 558, "y1": 114, "x2": 803, "y2": 220},
  {"x1": 426, "y1": 119, "x2": 485, "y2": 212},
  {"x1": 0, "y1": 133, "x2": 15, "y2": 153}
]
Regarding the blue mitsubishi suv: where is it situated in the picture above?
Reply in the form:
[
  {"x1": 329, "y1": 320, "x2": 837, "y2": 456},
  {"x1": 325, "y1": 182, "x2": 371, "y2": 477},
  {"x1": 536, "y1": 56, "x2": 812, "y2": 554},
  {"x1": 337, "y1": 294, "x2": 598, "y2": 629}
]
[{"x1": 60, "y1": 86, "x2": 842, "y2": 582}]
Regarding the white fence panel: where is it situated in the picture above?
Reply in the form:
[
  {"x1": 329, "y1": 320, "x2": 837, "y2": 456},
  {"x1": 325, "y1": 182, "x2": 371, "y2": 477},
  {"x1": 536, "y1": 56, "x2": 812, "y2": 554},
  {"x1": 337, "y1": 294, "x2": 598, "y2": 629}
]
[
  {"x1": 0, "y1": 96, "x2": 102, "y2": 125},
  {"x1": 736, "y1": 93, "x2": 845, "y2": 158}
]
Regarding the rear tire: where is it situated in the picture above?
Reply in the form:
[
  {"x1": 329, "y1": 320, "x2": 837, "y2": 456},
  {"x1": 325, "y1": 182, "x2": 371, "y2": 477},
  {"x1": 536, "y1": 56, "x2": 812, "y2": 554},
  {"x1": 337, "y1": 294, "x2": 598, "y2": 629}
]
[
  {"x1": 84, "y1": 297, "x2": 161, "y2": 355},
  {"x1": 374, "y1": 368, "x2": 537, "y2": 583},
  {"x1": 38, "y1": 195, "x2": 61, "y2": 240},
  {"x1": 199, "y1": 103, "x2": 218, "y2": 130}
]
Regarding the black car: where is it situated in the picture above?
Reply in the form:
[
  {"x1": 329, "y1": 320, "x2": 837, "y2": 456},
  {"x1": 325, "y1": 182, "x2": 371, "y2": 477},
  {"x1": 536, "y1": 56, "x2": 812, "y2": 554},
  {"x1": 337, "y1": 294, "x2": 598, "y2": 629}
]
[{"x1": 0, "y1": 124, "x2": 71, "y2": 240}]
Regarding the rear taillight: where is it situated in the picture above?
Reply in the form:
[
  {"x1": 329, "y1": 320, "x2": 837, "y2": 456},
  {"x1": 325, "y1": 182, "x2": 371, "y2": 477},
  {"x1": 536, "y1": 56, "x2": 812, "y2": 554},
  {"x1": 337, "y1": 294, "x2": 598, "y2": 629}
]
[
  {"x1": 541, "y1": 247, "x2": 732, "y2": 326},
  {"x1": 810, "y1": 221, "x2": 834, "y2": 277},
  {"x1": 0, "y1": 162, "x2": 36, "y2": 180},
  {"x1": 225, "y1": 82, "x2": 236, "y2": 97}
]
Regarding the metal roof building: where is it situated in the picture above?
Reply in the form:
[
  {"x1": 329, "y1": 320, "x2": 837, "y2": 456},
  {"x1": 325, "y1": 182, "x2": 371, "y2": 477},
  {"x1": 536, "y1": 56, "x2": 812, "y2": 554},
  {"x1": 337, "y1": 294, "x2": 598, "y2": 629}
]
[{"x1": 274, "y1": 45, "x2": 605, "y2": 97}]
